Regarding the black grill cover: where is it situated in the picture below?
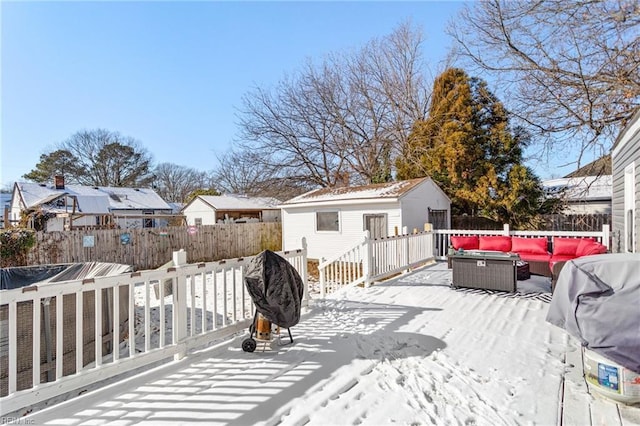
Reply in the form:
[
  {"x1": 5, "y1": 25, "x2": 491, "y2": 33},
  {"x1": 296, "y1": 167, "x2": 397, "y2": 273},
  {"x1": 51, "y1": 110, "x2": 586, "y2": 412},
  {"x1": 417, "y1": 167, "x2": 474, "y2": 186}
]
[{"x1": 244, "y1": 250, "x2": 304, "y2": 328}]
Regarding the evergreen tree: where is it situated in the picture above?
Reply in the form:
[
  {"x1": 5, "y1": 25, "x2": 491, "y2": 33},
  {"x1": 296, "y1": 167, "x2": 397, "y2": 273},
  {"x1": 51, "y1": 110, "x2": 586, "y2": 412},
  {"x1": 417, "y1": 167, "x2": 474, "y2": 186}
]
[
  {"x1": 23, "y1": 129, "x2": 154, "y2": 187},
  {"x1": 184, "y1": 188, "x2": 221, "y2": 204},
  {"x1": 396, "y1": 68, "x2": 543, "y2": 227},
  {"x1": 22, "y1": 150, "x2": 82, "y2": 184}
]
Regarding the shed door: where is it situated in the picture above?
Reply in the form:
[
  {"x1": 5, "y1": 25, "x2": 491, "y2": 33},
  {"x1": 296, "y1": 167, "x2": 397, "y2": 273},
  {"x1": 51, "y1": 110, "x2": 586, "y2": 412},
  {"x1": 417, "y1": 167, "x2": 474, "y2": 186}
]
[{"x1": 364, "y1": 214, "x2": 387, "y2": 239}]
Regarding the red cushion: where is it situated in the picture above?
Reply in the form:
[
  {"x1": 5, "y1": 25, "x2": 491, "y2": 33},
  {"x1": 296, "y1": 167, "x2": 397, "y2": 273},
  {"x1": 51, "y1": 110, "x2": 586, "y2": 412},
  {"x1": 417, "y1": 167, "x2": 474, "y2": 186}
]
[
  {"x1": 552, "y1": 238, "x2": 587, "y2": 256},
  {"x1": 450, "y1": 235, "x2": 479, "y2": 250},
  {"x1": 511, "y1": 237, "x2": 548, "y2": 254},
  {"x1": 519, "y1": 253, "x2": 551, "y2": 262},
  {"x1": 576, "y1": 241, "x2": 607, "y2": 256},
  {"x1": 479, "y1": 236, "x2": 512, "y2": 252}
]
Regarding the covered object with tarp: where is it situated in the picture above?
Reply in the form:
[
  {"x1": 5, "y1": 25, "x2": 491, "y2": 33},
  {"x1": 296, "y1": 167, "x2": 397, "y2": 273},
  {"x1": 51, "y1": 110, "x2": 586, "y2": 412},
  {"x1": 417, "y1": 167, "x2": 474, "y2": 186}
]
[
  {"x1": 1, "y1": 262, "x2": 132, "y2": 290},
  {"x1": 244, "y1": 250, "x2": 304, "y2": 328},
  {"x1": 546, "y1": 253, "x2": 640, "y2": 373},
  {"x1": 241, "y1": 250, "x2": 304, "y2": 352},
  {"x1": 0, "y1": 262, "x2": 132, "y2": 396}
]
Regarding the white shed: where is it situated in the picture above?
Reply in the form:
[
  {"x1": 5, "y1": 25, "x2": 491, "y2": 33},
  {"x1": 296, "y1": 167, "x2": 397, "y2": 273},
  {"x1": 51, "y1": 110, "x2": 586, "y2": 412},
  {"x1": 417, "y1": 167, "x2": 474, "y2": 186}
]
[
  {"x1": 281, "y1": 177, "x2": 450, "y2": 261},
  {"x1": 181, "y1": 195, "x2": 281, "y2": 226}
]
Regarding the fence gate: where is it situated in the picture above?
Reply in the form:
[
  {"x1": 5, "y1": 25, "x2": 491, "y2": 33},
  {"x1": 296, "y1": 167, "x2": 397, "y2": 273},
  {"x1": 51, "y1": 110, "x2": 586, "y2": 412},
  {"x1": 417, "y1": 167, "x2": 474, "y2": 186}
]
[
  {"x1": 428, "y1": 209, "x2": 448, "y2": 230},
  {"x1": 428, "y1": 209, "x2": 448, "y2": 253}
]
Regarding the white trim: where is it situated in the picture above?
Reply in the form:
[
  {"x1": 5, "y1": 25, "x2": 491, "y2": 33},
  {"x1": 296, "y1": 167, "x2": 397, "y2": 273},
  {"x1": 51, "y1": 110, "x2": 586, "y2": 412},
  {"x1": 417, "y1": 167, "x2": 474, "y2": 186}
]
[
  {"x1": 282, "y1": 197, "x2": 399, "y2": 209},
  {"x1": 613, "y1": 110, "x2": 640, "y2": 157},
  {"x1": 624, "y1": 162, "x2": 636, "y2": 252}
]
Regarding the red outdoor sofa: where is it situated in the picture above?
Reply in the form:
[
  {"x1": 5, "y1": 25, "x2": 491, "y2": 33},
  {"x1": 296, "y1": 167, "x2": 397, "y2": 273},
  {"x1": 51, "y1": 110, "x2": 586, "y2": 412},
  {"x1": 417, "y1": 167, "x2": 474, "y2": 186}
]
[{"x1": 449, "y1": 235, "x2": 607, "y2": 281}]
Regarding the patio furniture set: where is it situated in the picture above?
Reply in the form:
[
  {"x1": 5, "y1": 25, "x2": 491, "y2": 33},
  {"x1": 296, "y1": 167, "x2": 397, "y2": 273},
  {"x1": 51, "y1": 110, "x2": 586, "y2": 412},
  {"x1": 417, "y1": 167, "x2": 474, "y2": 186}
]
[{"x1": 448, "y1": 235, "x2": 607, "y2": 292}]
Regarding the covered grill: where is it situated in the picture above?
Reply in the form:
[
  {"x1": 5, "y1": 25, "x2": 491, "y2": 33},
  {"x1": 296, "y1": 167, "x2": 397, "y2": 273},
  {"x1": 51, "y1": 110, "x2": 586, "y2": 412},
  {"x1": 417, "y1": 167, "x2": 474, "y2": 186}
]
[{"x1": 241, "y1": 250, "x2": 304, "y2": 352}]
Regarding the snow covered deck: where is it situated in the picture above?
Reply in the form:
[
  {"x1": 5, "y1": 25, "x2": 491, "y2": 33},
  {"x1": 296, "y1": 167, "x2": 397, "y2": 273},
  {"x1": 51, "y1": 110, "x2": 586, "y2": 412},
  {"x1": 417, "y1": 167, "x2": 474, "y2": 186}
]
[{"x1": 20, "y1": 262, "x2": 640, "y2": 425}]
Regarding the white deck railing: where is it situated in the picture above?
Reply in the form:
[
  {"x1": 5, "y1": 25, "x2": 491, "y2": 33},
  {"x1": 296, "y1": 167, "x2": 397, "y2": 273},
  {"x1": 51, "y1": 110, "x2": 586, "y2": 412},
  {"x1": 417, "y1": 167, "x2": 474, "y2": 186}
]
[
  {"x1": 318, "y1": 230, "x2": 435, "y2": 296},
  {"x1": 1, "y1": 225, "x2": 612, "y2": 415},
  {"x1": 0, "y1": 244, "x2": 307, "y2": 416},
  {"x1": 318, "y1": 224, "x2": 610, "y2": 295}
]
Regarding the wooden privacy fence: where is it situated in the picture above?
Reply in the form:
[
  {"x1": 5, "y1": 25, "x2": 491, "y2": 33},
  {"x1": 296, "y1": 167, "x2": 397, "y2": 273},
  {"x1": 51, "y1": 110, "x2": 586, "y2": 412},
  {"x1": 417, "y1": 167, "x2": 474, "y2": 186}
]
[{"x1": 19, "y1": 223, "x2": 282, "y2": 270}]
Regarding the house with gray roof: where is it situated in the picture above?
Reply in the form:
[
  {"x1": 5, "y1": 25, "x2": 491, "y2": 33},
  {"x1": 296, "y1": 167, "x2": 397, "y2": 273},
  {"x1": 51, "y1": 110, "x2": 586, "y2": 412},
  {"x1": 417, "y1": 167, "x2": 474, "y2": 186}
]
[
  {"x1": 542, "y1": 155, "x2": 612, "y2": 215},
  {"x1": 9, "y1": 177, "x2": 175, "y2": 231},
  {"x1": 180, "y1": 194, "x2": 281, "y2": 226},
  {"x1": 543, "y1": 175, "x2": 612, "y2": 214}
]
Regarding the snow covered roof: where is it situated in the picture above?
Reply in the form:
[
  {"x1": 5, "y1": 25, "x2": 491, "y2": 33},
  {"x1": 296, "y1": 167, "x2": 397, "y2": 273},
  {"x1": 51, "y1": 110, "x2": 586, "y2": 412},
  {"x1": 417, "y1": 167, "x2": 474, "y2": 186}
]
[
  {"x1": 281, "y1": 178, "x2": 429, "y2": 206},
  {"x1": 15, "y1": 182, "x2": 172, "y2": 212},
  {"x1": 189, "y1": 194, "x2": 281, "y2": 211},
  {"x1": 543, "y1": 175, "x2": 612, "y2": 201}
]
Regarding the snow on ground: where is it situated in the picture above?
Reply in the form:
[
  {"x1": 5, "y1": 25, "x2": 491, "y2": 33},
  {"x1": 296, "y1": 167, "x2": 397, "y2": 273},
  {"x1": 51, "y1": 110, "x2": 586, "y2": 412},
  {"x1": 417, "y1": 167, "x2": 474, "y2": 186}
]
[{"x1": 23, "y1": 262, "x2": 639, "y2": 425}]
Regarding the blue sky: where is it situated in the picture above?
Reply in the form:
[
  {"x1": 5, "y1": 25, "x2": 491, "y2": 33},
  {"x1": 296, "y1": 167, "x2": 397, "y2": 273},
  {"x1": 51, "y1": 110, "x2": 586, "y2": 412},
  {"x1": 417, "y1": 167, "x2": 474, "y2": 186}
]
[
  {"x1": 2, "y1": 1, "x2": 570, "y2": 191},
  {"x1": 0, "y1": 1, "x2": 464, "y2": 189}
]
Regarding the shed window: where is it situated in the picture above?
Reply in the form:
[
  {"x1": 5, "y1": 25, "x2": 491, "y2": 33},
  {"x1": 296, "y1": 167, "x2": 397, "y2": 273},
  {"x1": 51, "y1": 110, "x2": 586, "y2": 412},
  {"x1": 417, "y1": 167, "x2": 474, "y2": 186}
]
[
  {"x1": 195, "y1": 218, "x2": 203, "y2": 226},
  {"x1": 316, "y1": 211, "x2": 339, "y2": 232}
]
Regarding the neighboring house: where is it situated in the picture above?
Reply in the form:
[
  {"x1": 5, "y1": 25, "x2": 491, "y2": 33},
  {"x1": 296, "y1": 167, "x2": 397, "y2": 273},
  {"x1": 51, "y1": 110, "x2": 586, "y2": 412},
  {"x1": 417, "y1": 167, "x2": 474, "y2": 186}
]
[
  {"x1": 543, "y1": 175, "x2": 612, "y2": 214},
  {"x1": 612, "y1": 109, "x2": 640, "y2": 253},
  {"x1": 280, "y1": 177, "x2": 451, "y2": 261},
  {"x1": 543, "y1": 155, "x2": 612, "y2": 214},
  {"x1": 181, "y1": 194, "x2": 281, "y2": 226},
  {"x1": 10, "y1": 177, "x2": 175, "y2": 231}
]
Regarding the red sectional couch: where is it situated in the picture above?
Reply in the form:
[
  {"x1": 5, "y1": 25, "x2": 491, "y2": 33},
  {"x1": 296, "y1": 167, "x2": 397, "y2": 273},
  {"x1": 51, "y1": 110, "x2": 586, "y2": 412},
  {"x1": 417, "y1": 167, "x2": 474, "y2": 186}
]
[{"x1": 449, "y1": 235, "x2": 607, "y2": 277}]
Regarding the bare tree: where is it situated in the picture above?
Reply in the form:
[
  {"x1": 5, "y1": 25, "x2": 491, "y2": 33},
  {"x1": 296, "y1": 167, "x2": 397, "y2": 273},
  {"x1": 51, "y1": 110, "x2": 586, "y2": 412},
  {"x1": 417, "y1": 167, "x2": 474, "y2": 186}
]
[
  {"x1": 213, "y1": 149, "x2": 312, "y2": 201},
  {"x1": 237, "y1": 21, "x2": 432, "y2": 187},
  {"x1": 153, "y1": 163, "x2": 213, "y2": 203},
  {"x1": 449, "y1": 0, "x2": 640, "y2": 167}
]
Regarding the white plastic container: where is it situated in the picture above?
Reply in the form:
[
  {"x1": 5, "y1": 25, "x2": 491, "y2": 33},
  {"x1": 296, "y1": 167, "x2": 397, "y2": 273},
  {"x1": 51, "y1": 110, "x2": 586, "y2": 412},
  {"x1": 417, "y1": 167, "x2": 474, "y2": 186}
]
[{"x1": 582, "y1": 348, "x2": 640, "y2": 404}]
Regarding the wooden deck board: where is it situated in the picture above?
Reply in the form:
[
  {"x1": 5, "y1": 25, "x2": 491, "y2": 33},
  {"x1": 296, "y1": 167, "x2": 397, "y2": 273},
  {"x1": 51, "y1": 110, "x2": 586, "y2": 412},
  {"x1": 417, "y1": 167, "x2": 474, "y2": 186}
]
[
  {"x1": 562, "y1": 342, "x2": 640, "y2": 426},
  {"x1": 562, "y1": 344, "x2": 594, "y2": 426}
]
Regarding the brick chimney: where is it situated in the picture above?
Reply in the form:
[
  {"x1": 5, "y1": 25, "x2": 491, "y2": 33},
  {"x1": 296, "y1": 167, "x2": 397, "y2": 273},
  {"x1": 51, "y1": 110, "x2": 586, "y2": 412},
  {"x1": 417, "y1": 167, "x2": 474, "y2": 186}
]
[{"x1": 54, "y1": 175, "x2": 65, "y2": 190}]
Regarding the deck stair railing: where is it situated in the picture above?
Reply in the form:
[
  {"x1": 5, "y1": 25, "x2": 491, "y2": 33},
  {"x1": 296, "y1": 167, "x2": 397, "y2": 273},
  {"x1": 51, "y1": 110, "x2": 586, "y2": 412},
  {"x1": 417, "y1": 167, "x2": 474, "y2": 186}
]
[
  {"x1": 318, "y1": 228, "x2": 435, "y2": 297},
  {"x1": 0, "y1": 241, "x2": 307, "y2": 416}
]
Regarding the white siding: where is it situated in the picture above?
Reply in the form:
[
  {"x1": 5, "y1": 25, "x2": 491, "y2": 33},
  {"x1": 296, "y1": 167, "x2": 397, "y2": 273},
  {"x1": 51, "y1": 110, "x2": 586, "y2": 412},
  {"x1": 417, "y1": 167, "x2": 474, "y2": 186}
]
[
  {"x1": 612, "y1": 110, "x2": 640, "y2": 253},
  {"x1": 400, "y1": 179, "x2": 450, "y2": 231},
  {"x1": 563, "y1": 201, "x2": 611, "y2": 215},
  {"x1": 182, "y1": 198, "x2": 217, "y2": 226},
  {"x1": 283, "y1": 202, "x2": 403, "y2": 261}
]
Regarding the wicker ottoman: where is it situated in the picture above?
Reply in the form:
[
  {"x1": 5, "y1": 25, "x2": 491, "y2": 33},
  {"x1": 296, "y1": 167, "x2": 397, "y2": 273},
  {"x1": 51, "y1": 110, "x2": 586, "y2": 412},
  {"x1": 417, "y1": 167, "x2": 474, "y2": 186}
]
[{"x1": 517, "y1": 261, "x2": 530, "y2": 280}]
